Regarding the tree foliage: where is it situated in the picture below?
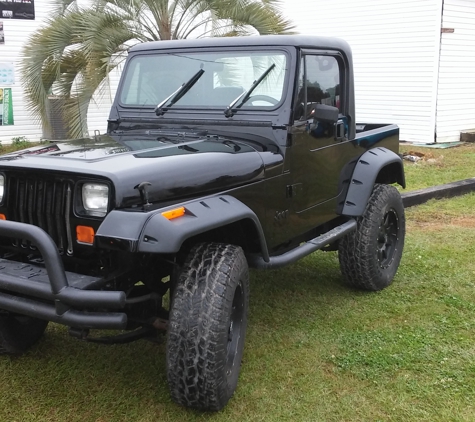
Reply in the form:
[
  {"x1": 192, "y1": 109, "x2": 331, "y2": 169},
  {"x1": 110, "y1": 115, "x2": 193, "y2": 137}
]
[{"x1": 20, "y1": 0, "x2": 294, "y2": 138}]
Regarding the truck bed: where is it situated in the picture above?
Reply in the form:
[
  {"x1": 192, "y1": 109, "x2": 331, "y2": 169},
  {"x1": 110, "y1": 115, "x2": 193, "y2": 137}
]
[{"x1": 354, "y1": 123, "x2": 399, "y2": 150}]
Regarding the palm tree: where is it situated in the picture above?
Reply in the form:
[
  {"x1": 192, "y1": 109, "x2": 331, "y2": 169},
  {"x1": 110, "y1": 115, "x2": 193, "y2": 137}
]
[{"x1": 20, "y1": 0, "x2": 294, "y2": 138}]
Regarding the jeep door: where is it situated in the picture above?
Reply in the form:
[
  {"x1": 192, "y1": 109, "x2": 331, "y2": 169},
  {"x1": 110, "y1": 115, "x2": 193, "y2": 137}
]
[{"x1": 289, "y1": 51, "x2": 355, "y2": 233}]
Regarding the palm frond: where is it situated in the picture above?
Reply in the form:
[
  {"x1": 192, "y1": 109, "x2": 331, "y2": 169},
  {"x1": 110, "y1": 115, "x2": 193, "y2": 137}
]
[{"x1": 20, "y1": 0, "x2": 296, "y2": 138}]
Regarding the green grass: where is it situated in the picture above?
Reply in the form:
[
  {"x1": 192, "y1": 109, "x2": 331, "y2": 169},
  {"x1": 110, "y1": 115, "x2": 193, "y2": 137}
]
[
  {"x1": 1, "y1": 196, "x2": 474, "y2": 421},
  {"x1": 401, "y1": 143, "x2": 475, "y2": 190},
  {"x1": 0, "y1": 144, "x2": 474, "y2": 420}
]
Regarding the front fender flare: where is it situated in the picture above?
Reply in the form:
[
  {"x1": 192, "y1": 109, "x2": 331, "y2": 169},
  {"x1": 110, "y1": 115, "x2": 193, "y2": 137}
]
[
  {"x1": 341, "y1": 147, "x2": 405, "y2": 217},
  {"x1": 95, "y1": 195, "x2": 269, "y2": 261},
  {"x1": 138, "y1": 195, "x2": 268, "y2": 258}
]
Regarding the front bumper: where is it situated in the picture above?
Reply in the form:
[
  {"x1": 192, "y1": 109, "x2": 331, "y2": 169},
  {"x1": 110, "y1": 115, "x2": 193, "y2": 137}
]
[{"x1": 0, "y1": 220, "x2": 127, "y2": 329}]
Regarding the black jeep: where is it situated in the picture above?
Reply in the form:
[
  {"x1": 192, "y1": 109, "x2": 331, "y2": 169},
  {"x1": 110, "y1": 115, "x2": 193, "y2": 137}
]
[{"x1": 0, "y1": 35, "x2": 405, "y2": 411}]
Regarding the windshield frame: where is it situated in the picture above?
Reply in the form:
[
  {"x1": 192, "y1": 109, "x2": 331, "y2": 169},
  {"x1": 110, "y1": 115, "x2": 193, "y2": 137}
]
[{"x1": 117, "y1": 46, "x2": 291, "y2": 115}]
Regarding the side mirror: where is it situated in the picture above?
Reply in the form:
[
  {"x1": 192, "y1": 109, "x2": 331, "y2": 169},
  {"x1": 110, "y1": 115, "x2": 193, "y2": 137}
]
[{"x1": 308, "y1": 103, "x2": 339, "y2": 123}]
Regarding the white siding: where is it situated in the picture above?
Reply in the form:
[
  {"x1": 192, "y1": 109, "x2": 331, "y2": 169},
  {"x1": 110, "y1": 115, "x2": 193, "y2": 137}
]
[
  {"x1": 282, "y1": 0, "x2": 443, "y2": 143},
  {"x1": 0, "y1": 0, "x2": 120, "y2": 142},
  {"x1": 436, "y1": 0, "x2": 475, "y2": 142},
  {"x1": 0, "y1": 0, "x2": 54, "y2": 143},
  {"x1": 86, "y1": 65, "x2": 123, "y2": 135},
  {"x1": 7, "y1": 0, "x2": 475, "y2": 145}
]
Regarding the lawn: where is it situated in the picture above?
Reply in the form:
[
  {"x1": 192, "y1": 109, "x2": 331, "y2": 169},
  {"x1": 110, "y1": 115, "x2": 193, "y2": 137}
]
[
  {"x1": 400, "y1": 142, "x2": 475, "y2": 190},
  {"x1": 0, "y1": 143, "x2": 474, "y2": 421}
]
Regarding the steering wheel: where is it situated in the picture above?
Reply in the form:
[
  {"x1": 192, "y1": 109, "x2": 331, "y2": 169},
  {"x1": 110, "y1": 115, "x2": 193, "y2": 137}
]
[{"x1": 247, "y1": 95, "x2": 279, "y2": 106}]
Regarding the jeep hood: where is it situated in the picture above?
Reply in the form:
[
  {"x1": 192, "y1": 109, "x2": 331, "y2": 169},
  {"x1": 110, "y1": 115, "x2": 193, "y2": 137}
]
[{"x1": 0, "y1": 134, "x2": 268, "y2": 207}]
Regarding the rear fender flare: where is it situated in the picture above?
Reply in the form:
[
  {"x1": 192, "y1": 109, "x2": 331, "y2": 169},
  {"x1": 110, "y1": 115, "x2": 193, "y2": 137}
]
[{"x1": 341, "y1": 147, "x2": 405, "y2": 217}]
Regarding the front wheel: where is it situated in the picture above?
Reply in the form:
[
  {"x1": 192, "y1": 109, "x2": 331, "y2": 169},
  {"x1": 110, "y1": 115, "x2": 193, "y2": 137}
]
[
  {"x1": 166, "y1": 243, "x2": 249, "y2": 411},
  {"x1": 0, "y1": 313, "x2": 48, "y2": 354},
  {"x1": 339, "y1": 184, "x2": 405, "y2": 291}
]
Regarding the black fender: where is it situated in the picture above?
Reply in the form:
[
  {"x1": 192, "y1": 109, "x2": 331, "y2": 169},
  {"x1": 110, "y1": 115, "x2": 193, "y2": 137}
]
[
  {"x1": 95, "y1": 195, "x2": 270, "y2": 261},
  {"x1": 340, "y1": 147, "x2": 405, "y2": 217}
]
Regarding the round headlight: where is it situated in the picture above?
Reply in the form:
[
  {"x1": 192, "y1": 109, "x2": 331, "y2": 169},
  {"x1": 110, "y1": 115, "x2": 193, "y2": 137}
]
[{"x1": 82, "y1": 183, "x2": 109, "y2": 216}]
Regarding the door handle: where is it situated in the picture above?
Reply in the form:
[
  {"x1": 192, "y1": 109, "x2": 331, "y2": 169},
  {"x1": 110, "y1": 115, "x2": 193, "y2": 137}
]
[{"x1": 335, "y1": 120, "x2": 347, "y2": 142}]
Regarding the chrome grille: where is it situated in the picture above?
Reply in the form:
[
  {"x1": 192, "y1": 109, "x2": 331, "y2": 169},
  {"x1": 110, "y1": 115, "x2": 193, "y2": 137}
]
[{"x1": 8, "y1": 175, "x2": 74, "y2": 255}]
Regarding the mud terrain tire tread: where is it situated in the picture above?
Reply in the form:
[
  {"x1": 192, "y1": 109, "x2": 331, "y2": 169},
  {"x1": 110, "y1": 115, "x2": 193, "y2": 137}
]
[
  {"x1": 339, "y1": 184, "x2": 405, "y2": 291},
  {"x1": 166, "y1": 243, "x2": 249, "y2": 411}
]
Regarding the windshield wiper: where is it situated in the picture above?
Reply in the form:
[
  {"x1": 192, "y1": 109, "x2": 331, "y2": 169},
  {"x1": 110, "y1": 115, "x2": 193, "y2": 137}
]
[
  {"x1": 224, "y1": 64, "x2": 276, "y2": 118},
  {"x1": 155, "y1": 69, "x2": 205, "y2": 116}
]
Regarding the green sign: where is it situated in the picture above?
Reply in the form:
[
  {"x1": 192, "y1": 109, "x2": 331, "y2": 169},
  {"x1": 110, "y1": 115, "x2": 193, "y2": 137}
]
[{"x1": 0, "y1": 87, "x2": 14, "y2": 125}]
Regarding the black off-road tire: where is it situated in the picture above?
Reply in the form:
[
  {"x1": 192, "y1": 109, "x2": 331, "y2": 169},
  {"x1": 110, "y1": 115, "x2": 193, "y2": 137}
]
[
  {"x1": 339, "y1": 184, "x2": 405, "y2": 291},
  {"x1": 166, "y1": 243, "x2": 249, "y2": 411},
  {"x1": 0, "y1": 314, "x2": 48, "y2": 354}
]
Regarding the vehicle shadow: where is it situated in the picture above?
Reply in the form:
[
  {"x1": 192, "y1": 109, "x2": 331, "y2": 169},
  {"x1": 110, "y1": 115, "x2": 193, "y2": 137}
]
[{"x1": 0, "y1": 250, "x2": 377, "y2": 421}]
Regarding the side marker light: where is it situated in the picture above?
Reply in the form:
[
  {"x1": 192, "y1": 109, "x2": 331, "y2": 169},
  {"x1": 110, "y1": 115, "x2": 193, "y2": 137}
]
[{"x1": 161, "y1": 207, "x2": 185, "y2": 220}]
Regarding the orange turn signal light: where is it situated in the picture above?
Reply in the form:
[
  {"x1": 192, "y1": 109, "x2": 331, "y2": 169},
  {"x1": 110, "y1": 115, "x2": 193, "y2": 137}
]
[
  {"x1": 161, "y1": 207, "x2": 185, "y2": 220},
  {"x1": 76, "y1": 225, "x2": 95, "y2": 244},
  {"x1": 0, "y1": 214, "x2": 5, "y2": 220}
]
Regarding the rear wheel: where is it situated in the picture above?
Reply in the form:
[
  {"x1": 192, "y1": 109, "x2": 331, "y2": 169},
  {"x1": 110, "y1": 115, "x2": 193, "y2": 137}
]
[
  {"x1": 0, "y1": 313, "x2": 48, "y2": 354},
  {"x1": 166, "y1": 243, "x2": 249, "y2": 411},
  {"x1": 339, "y1": 184, "x2": 405, "y2": 291}
]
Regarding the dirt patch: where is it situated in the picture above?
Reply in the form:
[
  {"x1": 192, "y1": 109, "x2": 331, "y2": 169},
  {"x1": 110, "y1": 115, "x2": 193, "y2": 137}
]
[
  {"x1": 451, "y1": 216, "x2": 475, "y2": 228},
  {"x1": 408, "y1": 216, "x2": 475, "y2": 231},
  {"x1": 403, "y1": 150, "x2": 444, "y2": 165}
]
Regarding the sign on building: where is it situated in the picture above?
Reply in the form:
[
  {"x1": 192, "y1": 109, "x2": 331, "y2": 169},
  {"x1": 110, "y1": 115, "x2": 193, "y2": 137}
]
[
  {"x1": 0, "y1": 88, "x2": 14, "y2": 125},
  {"x1": 0, "y1": 0, "x2": 35, "y2": 20}
]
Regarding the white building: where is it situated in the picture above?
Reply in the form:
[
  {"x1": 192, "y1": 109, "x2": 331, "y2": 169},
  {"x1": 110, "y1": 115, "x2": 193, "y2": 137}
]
[
  {"x1": 0, "y1": 0, "x2": 119, "y2": 143},
  {"x1": 282, "y1": 0, "x2": 475, "y2": 143},
  {"x1": 1, "y1": 0, "x2": 474, "y2": 143},
  {"x1": 0, "y1": 0, "x2": 53, "y2": 142}
]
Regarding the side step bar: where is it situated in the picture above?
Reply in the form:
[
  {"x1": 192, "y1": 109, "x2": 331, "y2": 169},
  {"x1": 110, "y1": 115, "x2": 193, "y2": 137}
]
[{"x1": 248, "y1": 220, "x2": 357, "y2": 270}]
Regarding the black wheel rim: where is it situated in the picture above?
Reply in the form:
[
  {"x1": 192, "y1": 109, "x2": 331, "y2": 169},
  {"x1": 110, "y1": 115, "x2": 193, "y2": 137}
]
[
  {"x1": 225, "y1": 281, "x2": 244, "y2": 379},
  {"x1": 377, "y1": 208, "x2": 399, "y2": 268}
]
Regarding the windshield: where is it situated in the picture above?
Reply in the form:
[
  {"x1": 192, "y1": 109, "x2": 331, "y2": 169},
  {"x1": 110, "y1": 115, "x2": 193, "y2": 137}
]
[{"x1": 119, "y1": 50, "x2": 288, "y2": 110}]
